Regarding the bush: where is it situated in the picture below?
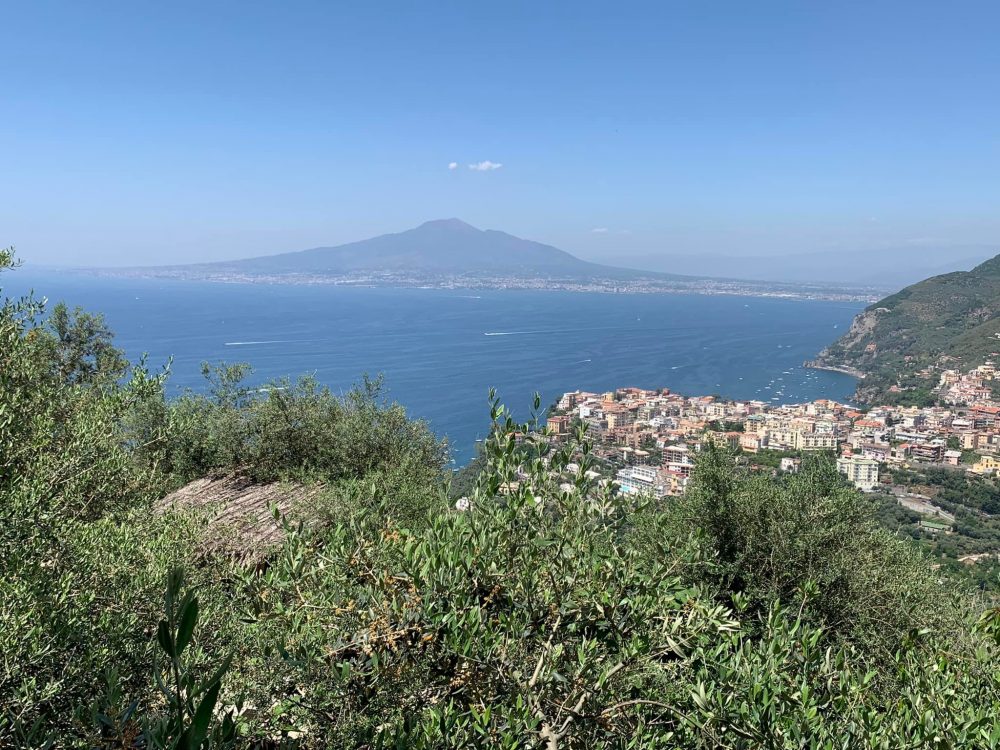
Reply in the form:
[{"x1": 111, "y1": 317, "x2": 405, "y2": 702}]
[
  {"x1": 673, "y1": 447, "x2": 958, "y2": 662},
  {"x1": 0, "y1": 250, "x2": 183, "y2": 742},
  {"x1": 147, "y1": 364, "x2": 447, "y2": 489},
  {"x1": 0, "y1": 254, "x2": 448, "y2": 745},
  {"x1": 166, "y1": 399, "x2": 999, "y2": 747}
]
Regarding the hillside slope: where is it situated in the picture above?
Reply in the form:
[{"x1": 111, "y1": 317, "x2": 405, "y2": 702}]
[{"x1": 811, "y1": 254, "x2": 1000, "y2": 404}]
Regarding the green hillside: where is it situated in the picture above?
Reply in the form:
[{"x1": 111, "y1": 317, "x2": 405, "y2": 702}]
[{"x1": 813, "y1": 254, "x2": 1000, "y2": 405}]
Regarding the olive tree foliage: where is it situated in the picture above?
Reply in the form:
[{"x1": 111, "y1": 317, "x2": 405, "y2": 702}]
[
  {"x1": 141, "y1": 363, "x2": 448, "y2": 490},
  {"x1": 222, "y1": 393, "x2": 735, "y2": 747},
  {"x1": 671, "y1": 447, "x2": 959, "y2": 662},
  {"x1": 132, "y1": 361, "x2": 452, "y2": 532},
  {"x1": 0, "y1": 251, "x2": 448, "y2": 745},
  {"x1": 0, "y1": 250, "x2": 191, "y2": 744},
  {"x1": 197, "y1": 395, "x2": 1000, "y2": 748},
  {"x1": 42, "y1": 300, "x2": 130, "y2": 385}
]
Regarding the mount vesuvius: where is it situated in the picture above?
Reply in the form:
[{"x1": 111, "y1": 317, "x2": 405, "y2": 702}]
[{"x1": 126, "y1": 219, "x2": 689, "y2": 282}]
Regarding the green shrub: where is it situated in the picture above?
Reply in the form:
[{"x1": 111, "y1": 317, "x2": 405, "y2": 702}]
[
  {"x1": 148, "y1": 365, "x2": 447, "y2": 489},
  {"x1": 0, "y1": 251, "x2": 183, "y2": 743},
  {"x1": 673, "y1": 447, "x2": 958, "y2": 661}
]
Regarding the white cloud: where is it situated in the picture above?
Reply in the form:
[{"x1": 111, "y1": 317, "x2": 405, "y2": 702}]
[
  {"x1": 469, "y1": 160, "x2": 503, "y2": 171},
  {"x1": 448, "y1": 162, "x2": 458, "y2": 170},
  {"x1": 591, "y1": 227, "x2": 609, "y2": 234}
]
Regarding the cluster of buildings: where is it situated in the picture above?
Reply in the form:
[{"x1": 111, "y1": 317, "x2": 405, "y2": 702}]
[
  {"x1": 547, "y1": 368, "x2": 1000, "y2": 498},
  {"x1": 938, "y1": 362, "x2": 999, "y2": 406}
]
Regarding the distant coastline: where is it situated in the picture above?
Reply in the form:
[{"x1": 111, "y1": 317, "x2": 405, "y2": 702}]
[
  {"x1": 53, "y1": 218, "x2": 893, "y2": 304},
  {"x1": 75, "y1": 268, "x2": 883, "y2": 304}
]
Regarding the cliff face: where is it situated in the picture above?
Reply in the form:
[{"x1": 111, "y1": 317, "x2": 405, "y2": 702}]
[
  {"x1": 812, "y1": 254, "x2": 1000, "y2": 404},
  {"x1": 812, "y1": 309, "x2": 883, "y2": 365}
]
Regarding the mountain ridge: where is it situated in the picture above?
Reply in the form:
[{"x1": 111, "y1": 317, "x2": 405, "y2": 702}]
[
  {"x1": 811, "y1": 252, "x2": 1000, "y2": 405},
  {"x1": 605, "y1": 245, "x2": 995, "y2": 288},
  {"x1": 87, "y1": 219, "x2": 884, "y2": 301},
  {"x1": 157, "y1": 218, "x2": 695, "y2": 282}
]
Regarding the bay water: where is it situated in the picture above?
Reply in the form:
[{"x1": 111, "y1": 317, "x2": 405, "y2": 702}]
[{"x1": 6, "y1": 271, "x2": 863, "y2": 464}]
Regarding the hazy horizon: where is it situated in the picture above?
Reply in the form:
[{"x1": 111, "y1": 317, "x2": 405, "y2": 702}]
[
  {"x1": 5, "y1": 2, "x2": 1000, "y2": 277},
  {"x1": 18, "y1": 216, "x2": 994, "y2": 290}
]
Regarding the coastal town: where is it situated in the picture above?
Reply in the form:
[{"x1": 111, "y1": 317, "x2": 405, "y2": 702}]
[{"x1": 546, "y1": 360, "x2": 1000, "y2": 543}]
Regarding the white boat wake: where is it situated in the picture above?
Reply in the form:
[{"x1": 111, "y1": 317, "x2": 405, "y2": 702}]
[{"x1": 484, "y1": 331, "x2": 548, "y2": 336}]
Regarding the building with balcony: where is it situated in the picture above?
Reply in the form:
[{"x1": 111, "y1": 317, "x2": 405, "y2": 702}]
[{"x1": 837, "y1": 455, "x2": 880, "y2": 491}]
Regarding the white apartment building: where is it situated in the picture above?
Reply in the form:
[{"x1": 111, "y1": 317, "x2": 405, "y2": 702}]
[
  {"x1": 837, "y1": 455, "x2": 880, "y2": 492},
  {"x1": 615, "y1": 465, "x2": 665, "y2": 497}
]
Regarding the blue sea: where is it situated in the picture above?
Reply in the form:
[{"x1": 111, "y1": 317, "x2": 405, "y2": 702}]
[{"x1": 5, "y1": 271, "x2": 863, "y2": 464}]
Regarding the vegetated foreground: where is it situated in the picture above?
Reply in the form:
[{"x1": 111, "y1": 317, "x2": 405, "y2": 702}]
[{"x1": 2, "y1": 249, "x2": 1000, "y2": 748}]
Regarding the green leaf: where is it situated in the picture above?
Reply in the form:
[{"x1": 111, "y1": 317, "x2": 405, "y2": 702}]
[
  {"x1": 156, "y1": 619, "x2": 174, "y2": 658},
  {"x1": 176, "y1": 597, "x2": 199, "y2": 656},
  {"x1": 190, "y1": 680, "x2": 221, "y2": 748}
]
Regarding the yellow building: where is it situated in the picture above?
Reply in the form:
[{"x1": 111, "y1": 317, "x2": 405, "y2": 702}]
[{"x1": 971, "y1": 455, "x2": 1000, "y2": 476}]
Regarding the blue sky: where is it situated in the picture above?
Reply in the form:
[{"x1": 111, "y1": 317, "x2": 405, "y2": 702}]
[{"x1": 3, "y1": 1, "x2": 999, "y2": 267}]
